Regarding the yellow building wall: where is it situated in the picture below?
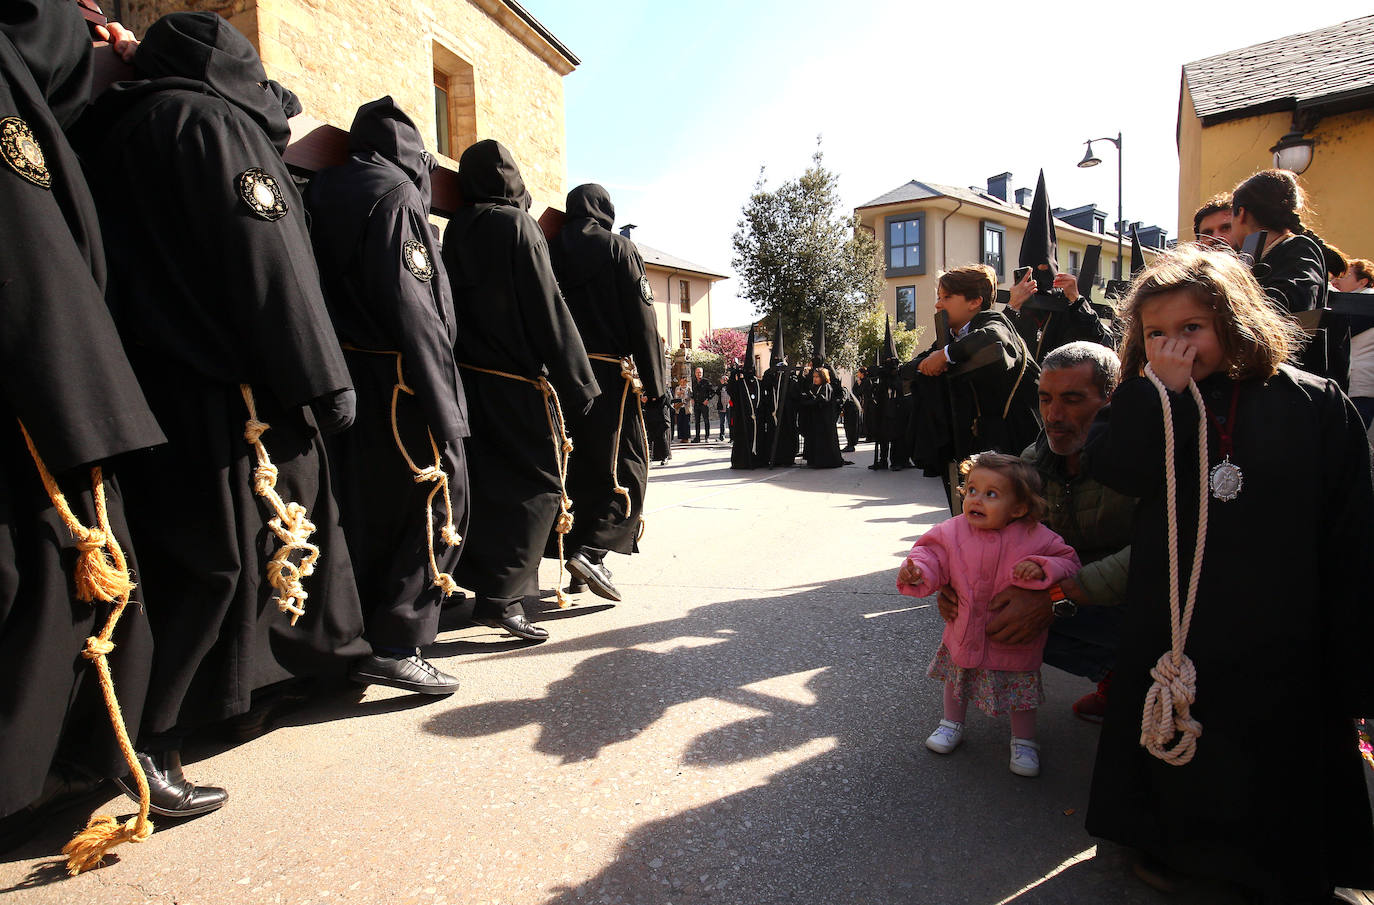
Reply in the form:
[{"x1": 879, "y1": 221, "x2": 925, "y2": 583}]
[
  {"x1": 121, "y1": 0, "x2": 570, "y2": 212},
  {"x1": 645, "y1": 267, "x2": 715, "y2": 356},
  {"x1": 1178, "y1": 84, "x2": 1374, "y2": 257}
]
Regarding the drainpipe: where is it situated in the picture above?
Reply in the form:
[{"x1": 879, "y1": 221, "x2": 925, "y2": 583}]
[{"x1": 940, "y1": 199, "x2": 964, "y2": 271}]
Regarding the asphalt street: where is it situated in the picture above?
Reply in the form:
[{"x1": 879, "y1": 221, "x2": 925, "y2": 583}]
[{"x1": 0, "y1": 441, "x2": 1360, "y2": 904}]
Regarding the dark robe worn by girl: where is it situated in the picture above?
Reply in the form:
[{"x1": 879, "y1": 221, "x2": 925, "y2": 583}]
[
  {"x1": 0, "y1": 0, "x2": 165, "y2": 816},
  {"x1": 548, "y1": 184, "x2": 664, "y2": 557},
  {"x1": 441, "y1": 140, "x2": 597, "y2": 621},
  {"x1": 304, "y1": 97, "x2": 469, "y2": 649},
  {"x1": 80, "y1": 12, "x2": 369, "y2": 735},
  {"x1": 1083, "y1": 368, "x2": 1374, "y2": 901}
]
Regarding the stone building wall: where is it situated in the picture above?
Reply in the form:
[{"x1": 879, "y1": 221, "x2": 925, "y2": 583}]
[{"x1": 117, "y1": 0, "x2": 572, "y2": 211}]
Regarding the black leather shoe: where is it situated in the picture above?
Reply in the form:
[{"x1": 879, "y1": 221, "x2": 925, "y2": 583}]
[
  {"x1": 476, "y1": 614, "x2": 549, "y2": 642},
  {"x1": 566, "y1": 577, "x2": 588, "y2": 594},
  {"x1": 868, "y1": 461, "x2": 888, "y2": 470},
  {"x1": 115, "y1": 750, "x2": 227, "y2": 818},
  {"x1": 349, "y1": 651, "x2": 459, "y2": 694},
  {"x1": 566, "y1": 552, "x2": 621, "y2": 602}
]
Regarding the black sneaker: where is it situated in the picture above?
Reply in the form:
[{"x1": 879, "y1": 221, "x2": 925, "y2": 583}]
[{"x1": 349, "y1": 651, "x2": 459, "y2": 695}]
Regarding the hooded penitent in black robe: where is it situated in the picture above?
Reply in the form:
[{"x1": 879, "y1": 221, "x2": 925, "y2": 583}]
[
  {"x1": 548, "y1": 184, "x2": 664, "y2": 558},
  {"x1": 304, "y1": 97, "x2": 469, "y2": 649},
  {"x1": 798, "y1": 376, "x2": 845, "y2": 468},
  {"x1": 79, "y1": 12, "x2": 369, "y2": 735},
  {"x1": 0, "y1": 0, "x2": 166, "y2": 817},
  {"x1": 442, "y1": 140, "x2": 597, "y2": 621},
  {"x1": 759, "y1": 365, "x2": 800, "y2": 467},
  {"x1": 1082, "y1": 368, "x2": 1374, "y2": 901}
]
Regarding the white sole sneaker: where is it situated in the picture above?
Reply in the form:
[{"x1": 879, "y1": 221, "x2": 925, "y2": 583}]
[
  {"x1": 1009, "y1": 737, "x2": 1040, "y2": 776},
  {"x1": 925, "y1": 719, "x2": 964, "y2": 754}
]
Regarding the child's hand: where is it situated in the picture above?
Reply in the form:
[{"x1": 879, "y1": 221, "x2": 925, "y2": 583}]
[
  {"x1": 898, "y1": 558, "x2": 923, "y2": 587},
  {"x1": 1145, "y1": 335, "x2": 1196, "y2": 393},
  {"x1": 1012, "y1": 560, "x2": 1045, "y2": 582}
]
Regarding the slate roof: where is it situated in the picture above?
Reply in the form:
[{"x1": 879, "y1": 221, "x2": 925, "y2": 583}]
[
  {"x1": 635, "y1": 242, "x2": 730, "y2": 280},
  {"x1": 856, "y1": 180, "x2": 1128, "y2": 242},
  {"x1": 1184, "y1": 15, "x2": 1374, "y2": 122}
]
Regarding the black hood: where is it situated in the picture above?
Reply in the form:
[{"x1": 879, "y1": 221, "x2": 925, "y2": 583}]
[
  {"x1": 348, "y1": 95, "x2": 428, "y2": 184},
  {"x1": 458, "y1": 138, "x2": 525, "y2": 207},
  {"x1": 812, "y1": 312, "x2": 826, "y2": 362},
  {"x1": 566, "y1": 183, "x2": 615, "y2": 230},
  {"x1": 744, "y1": 322, "x2": 756, "y2": 368},
  {"x1": 0, "y1": 0, "x2": 92, "y2": 129},
  {"x1": 883, "y1": 314, "x2": 897, "y2": 363},
  {"x1": 131, "y1": 12, "x2": 293, "y2": 154},
  {"x1": 1018, "y1": 169, "x2": 1058, "y2": 293},
  {"x1": 1077, "y1": 244, "x2": 1100, "y2": 300},
  {"x1": 1130, "y1": 228, "x2": 1146, "y2": 277},
  {"x1": 770, "y1": 315, "x2": 785, "y2": 367}
]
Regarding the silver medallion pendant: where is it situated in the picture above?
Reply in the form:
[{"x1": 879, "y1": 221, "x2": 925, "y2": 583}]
[{"x1": 1209, "y1": 457, "x2": 1243, "y2": 501}]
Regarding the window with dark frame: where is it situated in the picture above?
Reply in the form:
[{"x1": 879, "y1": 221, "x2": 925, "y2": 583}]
[
  {"x1": 896, "y1": 286, "x2": 916, "y2": 330},
  {"x1": 1069, "y1": 249, "x2": 1080, "y2": 276},
  {"x1": 981, "y1": 221, "x2": 1006, "y2": 281},
  {"x1": 433, "y1": 71, "x2": 450, "y2": 158},
  {"x1": 679, "y1": 279, "x2": 690, "y2": 314},
  {"x1": 680, "y1": 321, "x2": 692, "y2": 347},
  {"x1": 884, "y1": 212, "x2": 925, "y2": 277}
]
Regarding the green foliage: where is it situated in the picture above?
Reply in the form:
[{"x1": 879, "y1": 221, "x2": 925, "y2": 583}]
[
  {"x1": 730, "y1": 144, "x2": 884, "y2": 371},
  {"x1": 674, "y1": 349, "x2": 725, "y2": 383},
  {"x1": 854, "y1": 301, "x2": 926, "y2": 366}
]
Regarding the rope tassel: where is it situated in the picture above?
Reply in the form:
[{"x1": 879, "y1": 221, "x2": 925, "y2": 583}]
[
  {"x1": 241, "y1": 386, "x2": 320, "y2": 625},
  {"x1": 16, "y1": 422, "x2": 155, "y2": 873},
  {"x1": 1139, "y1": 366, "x2": 1209, "y2": 766}
]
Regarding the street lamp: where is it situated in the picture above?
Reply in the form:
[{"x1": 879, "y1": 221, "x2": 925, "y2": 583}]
[
  {"x1": 1078, "y1": 132, "x2": 1123, "y2": 283},
  {"x1": 1269, "y1": 131, "x2": 1315, "y2": 175}
]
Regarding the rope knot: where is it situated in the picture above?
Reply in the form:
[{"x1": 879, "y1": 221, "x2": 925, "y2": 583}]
[
  {"x1": 75, "y1": 530, "x2": 108, "y2": 552},
  {"x1": 556, "y1": 511, "x2": 574, "y2": 534},
  {"x1": 562, "y1": 438, "x2": 574, "y2": 454},
  {"x1": 413, "y1": 465, "x2": 443, "y2": 484},
  {"x1": 253, "y1": 462, "x2": 279, "y2": 492},
  {"x1": 82, "y1": 636, "x2": 115, "y2": 659},
  {"x1": 440, "y1": 524, "x2": 462, "y2": 547},
  {"x1": 243, "y1": 418, "x2": 270, "y2": 444},
  {"x1": 433, "y1": 571, "x2": 459, "y2": 596}
]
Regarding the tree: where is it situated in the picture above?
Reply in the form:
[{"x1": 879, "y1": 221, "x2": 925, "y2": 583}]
[
  {"x1": 730, "y1": 145, "x2": 884, "y2": 371},
  {"x1": 854, "y1": 301, "x2": 925, "y2": 368},
  {"x1": 699, "y1": 328, "x2": 747, "y2": 364}
]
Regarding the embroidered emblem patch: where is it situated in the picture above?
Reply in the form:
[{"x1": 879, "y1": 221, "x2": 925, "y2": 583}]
[
  {"x1": 237, "y1": 167, "x2": 288, "y2": 221},
  {"x1": 639, "y1": 275, "x2": 654, "y2": 303},
  {"x1": 1, "y1": 117, "x2": 50, "y2": 188},
  {"x1": 403, "y1": 240, "x2": 433, "y2": 281}
]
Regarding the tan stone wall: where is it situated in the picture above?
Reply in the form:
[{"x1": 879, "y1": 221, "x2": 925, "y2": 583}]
[
  {"x1": 645, "y1": 267, "x2": 715, "y2": 353},
  {"x1": 119, "y1": 0, "x2": 570, "y2": 211}
]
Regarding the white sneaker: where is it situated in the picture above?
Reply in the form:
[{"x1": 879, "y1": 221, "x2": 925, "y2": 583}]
[
  {"x1": 1009, "y1": 737, "x2": 1040, "y2": 777},
  {"x1": 925, "y1": 719, "x2": 964, "y2": 754}
]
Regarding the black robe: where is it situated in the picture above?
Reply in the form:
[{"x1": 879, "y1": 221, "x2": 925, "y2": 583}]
[
  {"x1": 1005, "y1": 298, "x2": 1113, "y2": 363},
  {"x1": 441, "y1": 140, "x2": 597, "y2": 617},
  {"x1": 304, "y1": 97, "x2": 469, "y2": 649},
  {"x1": 1253, "y1": 234, "x2": 1348, "y2": 386},
  {"x1": 80, "y1": 12, "x2": 369, "y2": 734},
  {"x1": 0, "y1": 0, "x2": 165, "y2": 816},
  {"x1": 548, "y1": 184, "x2": 664, "y2": 557},
  {"x1": 798, "y1": 382, "x2": 845, "y2": 468},
  {"x1": 854, "y1": 375, "x2": 875, "y2": 441},
  {"x1": 1082, "y1": 368, "x2": 1374, "y2": 900},
  {"x1": 727, "y1": 367, "x2": 763, "y2": 469},
  {"x1": 759, "y1": 366, "x2": 800, "y2": 467}
]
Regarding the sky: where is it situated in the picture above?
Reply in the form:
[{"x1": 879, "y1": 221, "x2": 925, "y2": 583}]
[{"x1": 532, "y1": 0, "x2": 1369, "y2": 328}]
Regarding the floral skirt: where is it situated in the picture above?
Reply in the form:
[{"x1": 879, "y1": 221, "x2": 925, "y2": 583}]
[{"x1": 927, "y1": 644, "x2": 1044, "y2": 716}]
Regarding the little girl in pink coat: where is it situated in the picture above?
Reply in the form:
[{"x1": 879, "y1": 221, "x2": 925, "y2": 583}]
[{"x1": 898, "y1": 452, "x2": 1080, "y2": 777}]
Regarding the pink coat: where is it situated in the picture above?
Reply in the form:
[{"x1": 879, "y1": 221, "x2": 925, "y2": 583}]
[{"x1": 898, "y1": 515, "x2": 1080, "y2": 671}]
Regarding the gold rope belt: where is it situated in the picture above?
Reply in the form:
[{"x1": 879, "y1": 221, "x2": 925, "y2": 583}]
[
  {"x1": 586, "y1": 353, "x2": 647, "y2": 542},
  {"x1": 458, "y1": 362, "x2": 575, "y2": 607},
  {"x1": 341, "y1": 345, "x2": 462, "y2": 597},
  {"x1": 16, "y1": 421, "x2": 152, "y2": 873},
  {"x1": 240, "y1": 385, "x2": 319, "y2": 625}
]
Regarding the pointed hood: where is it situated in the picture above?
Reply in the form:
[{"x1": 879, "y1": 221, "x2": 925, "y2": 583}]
[
  {"x1": 1077, "y1": 244, "x2": 1101, "y2": 300},
  {"x1": 565, "y1": 183, "x2": 615, "y2": 231},
  {"x1": 0, "y1": 0, "x2": 92, "y2": 129},
  {"x1": 883, "y1": 314, "x2": 898, "y2": 362},
  {"x1": 131, "y1": 12, "x2": 293, "y2": 154},
  {"x1": 770, "y1": 315, "x2": 785, "y2": 368},
  {"x1": 1130, "y1": 228, "x2": 1146, "y2": 277},
  {"x1": 348, "y1": 96, "x2": 428, "y2": 184},
  {"x1": 1017, "y1": 169, "x2": 1058, "y2": 293},
  {"x1": 458, "y1": 138, "x2": 525, "y2": 207},
  {"x1": 812, "y1": 312, "x2": 826, "y2": 363},
  {"x1": 744, "y1": 322, "x2": 756, "y2": 372}
]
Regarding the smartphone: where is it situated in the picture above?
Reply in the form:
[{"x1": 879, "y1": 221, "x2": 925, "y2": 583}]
[{"x1": 1013, "y1": 266, "x2": 1032, "y2": 283}]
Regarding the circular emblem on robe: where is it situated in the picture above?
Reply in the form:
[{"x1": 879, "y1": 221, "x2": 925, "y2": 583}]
[
  {"x1": 639, "y1": 275, "x2": 654, "y2": 304},
  {"x1": 403, "y1": 240, "x2": 434, "y2": 281},
  {"x1": 0, "y1": 117, "x2": 50, "y2": 188},
  {"x1": 236, "y1": 167, "x2": 288, "y2": 221}
]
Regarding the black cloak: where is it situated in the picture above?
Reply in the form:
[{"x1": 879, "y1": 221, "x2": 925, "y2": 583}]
[
  {"x1": 798, "y1": 375, "x2": 845, "y2": 468},
  {"x1": 759, "y1": 364, "x2": 800, "y2": 467},
  {"x1": 1082, "y1": 368, "x2": 1374, "y2": 900},
  {"x1": 304, "y1": 96, "x2": 469, "y2": 649},
  {"x1": 0, "y1": 0, "x2": 164, "y2": 816},
  {"x1": 441, "y1": 140, "x2": 597, "y2": 617},
  {"x1": 548, "y1": 183, "x2": 664, "y2": 556},
  {"x1": 728, "y1": 326, "x2": 763, "y2": 469},
  {"x1": 79, "y1": 12, "x2": 369, "y2": 735}
]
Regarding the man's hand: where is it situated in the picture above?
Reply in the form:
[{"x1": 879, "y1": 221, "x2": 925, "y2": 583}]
[
  {"x1": 985, "y1": 586, "x2": 1052, "y2": 644},
  {"x1": 918, "y1": 349, "x2": 949, "y2": 376},
  {"x1": 95, "y1": 21, "x2": 139, "y2": 63},
  {"x1": 936, "y1": 584, "x2": 958, "y2": 622},
  {"x1": 1145, "y1": 335, "x2": 1195, "y2": 393},
  {"x1": 1052, "y1": 272, "x2": 1079, "y2": 303},
  {"x1": 897, "y1": 558, "x2": 923, "y2": 587},
  {"x1": 1007, "y1": 269, "x2": 1036, "y2": 310}
]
